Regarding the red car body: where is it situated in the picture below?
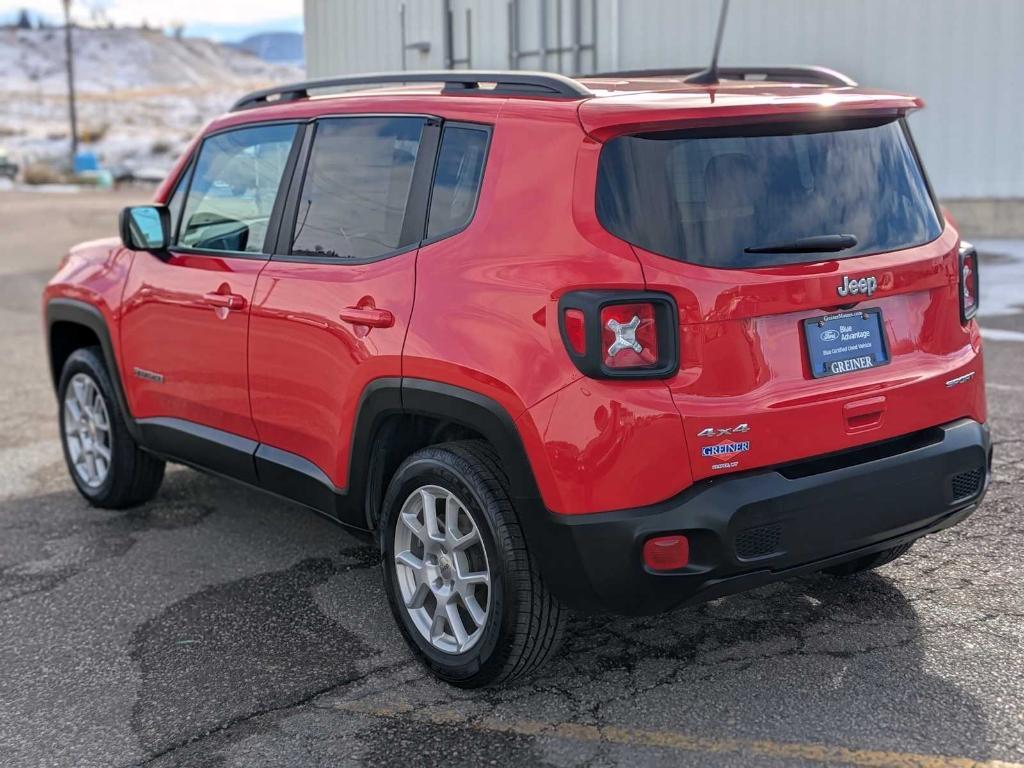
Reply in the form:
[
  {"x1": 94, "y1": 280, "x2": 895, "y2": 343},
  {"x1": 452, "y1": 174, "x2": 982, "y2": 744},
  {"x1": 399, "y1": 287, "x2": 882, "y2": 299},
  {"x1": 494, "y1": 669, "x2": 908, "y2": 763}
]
[{"x1": 45, "y1": 71, "x2": 990, "y2": 616}]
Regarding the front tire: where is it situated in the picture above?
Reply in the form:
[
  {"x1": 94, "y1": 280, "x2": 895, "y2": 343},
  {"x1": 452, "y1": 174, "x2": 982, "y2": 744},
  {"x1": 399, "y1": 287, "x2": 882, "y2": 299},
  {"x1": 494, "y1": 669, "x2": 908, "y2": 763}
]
[
  {"x1": 58, "y1": 347, "x2": 165, "y2": 509},
  {"x1": 380, "y1": 441, "x2": 567, "y2": 688}
]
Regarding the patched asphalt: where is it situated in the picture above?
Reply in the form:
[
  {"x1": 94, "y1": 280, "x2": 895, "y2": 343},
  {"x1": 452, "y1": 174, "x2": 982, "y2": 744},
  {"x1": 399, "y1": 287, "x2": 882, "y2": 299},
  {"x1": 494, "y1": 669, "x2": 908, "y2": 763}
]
[{"x1": 1, "y1": 189, "x2": 1022, "y2": 767}]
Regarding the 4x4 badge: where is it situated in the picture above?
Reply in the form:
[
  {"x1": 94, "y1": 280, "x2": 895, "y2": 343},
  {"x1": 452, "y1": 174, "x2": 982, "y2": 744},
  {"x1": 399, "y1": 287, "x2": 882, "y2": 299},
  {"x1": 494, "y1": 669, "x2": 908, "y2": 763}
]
[{"x1": 697, "y1": 423, "x2": 750, "y2": 439}]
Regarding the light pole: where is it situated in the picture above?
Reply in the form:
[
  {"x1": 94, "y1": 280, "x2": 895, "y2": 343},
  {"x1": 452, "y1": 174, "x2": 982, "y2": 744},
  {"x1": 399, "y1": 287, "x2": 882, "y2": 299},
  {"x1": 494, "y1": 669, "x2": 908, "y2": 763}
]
[{"x1": 62, "y1": 0, "x2": 78, "y2": 171}]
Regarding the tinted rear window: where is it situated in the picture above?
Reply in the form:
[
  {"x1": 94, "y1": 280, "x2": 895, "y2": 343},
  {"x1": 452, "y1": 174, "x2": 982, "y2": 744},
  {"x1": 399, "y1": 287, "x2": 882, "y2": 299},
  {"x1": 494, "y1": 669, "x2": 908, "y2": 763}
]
[
  {"x1": 596, "y1": 118, "x2": 942, "y2": 268},
  {"x1": 427, "y1": 125, "x2": 488, "y2": 239}
]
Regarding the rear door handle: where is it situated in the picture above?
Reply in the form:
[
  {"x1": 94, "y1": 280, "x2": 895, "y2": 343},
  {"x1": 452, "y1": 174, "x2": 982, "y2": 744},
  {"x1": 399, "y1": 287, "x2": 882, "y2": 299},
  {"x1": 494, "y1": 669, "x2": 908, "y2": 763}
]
[
  {"x1": 338, "y1": 307, "x2": 394, "y2": 328},
  {"x1": 203, "y1": 292, "x2": 246, "y2": 311}
]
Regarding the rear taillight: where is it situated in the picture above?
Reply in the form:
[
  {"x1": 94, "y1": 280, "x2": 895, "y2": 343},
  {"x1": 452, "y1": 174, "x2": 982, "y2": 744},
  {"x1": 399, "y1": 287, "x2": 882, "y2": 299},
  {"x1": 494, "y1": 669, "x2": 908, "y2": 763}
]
[
  {"x1": 959, "y1": 242, "x2": 979, "y2": 323},
  {"x1": 601, "y1": 303, "x2": 658, "y2": 369},
  {"x1": 558, "y1": 291, "x2": 678, "y2": 379},
  {"x1": 563, "y1": 308, "x2": 587, "y2": 355}
]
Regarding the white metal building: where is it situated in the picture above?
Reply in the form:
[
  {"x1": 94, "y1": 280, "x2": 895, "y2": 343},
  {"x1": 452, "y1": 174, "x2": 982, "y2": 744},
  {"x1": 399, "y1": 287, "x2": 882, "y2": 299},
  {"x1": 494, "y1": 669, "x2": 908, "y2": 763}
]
[{"x1": 304, "y1": 0, "x2": 1024, "y2": 235}]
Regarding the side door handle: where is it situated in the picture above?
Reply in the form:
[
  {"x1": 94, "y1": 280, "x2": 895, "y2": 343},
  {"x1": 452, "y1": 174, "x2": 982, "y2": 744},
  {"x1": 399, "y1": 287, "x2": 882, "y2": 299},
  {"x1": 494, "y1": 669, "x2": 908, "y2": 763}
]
[
  {"x1": 338, "y1": 307, "x2": 394, "y2": 329},
  {"x1": 203, "y1": 291, "x2": 247, "y2": 311}
]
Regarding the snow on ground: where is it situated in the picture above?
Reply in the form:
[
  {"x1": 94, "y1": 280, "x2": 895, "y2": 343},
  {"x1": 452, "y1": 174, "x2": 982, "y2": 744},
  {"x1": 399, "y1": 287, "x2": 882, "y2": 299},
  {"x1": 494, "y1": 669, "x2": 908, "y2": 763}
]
[{"x1": 0, "y1": 27, "x2": 301, "y2": 173}]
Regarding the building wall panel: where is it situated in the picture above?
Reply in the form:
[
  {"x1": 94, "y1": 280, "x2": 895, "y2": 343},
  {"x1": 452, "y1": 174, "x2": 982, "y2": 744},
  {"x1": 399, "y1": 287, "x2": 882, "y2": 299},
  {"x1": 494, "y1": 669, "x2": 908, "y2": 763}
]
[{"x1": 304, "y1": 0, "x2": 1024, "y2": 199}]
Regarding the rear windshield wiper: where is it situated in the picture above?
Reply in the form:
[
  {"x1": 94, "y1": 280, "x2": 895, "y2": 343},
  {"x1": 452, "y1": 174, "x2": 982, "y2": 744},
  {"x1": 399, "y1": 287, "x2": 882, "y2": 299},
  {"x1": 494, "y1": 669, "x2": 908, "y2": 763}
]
[{"x1": 744, "y1": 234, "x2": 858, "y2": 254}]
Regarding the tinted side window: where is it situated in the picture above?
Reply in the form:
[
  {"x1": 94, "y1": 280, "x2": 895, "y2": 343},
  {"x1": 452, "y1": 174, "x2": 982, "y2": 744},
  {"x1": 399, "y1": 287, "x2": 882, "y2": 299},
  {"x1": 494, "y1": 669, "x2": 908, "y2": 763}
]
[
  {"x1": 291, "y1": 117, "x2": 425, "y2": 260},
  {"x1": 426, "y1": 126, "x2": 488, "y2": 239},
  {"x1": 180, "y1": 123, "x2": 297, "y2": 254}
]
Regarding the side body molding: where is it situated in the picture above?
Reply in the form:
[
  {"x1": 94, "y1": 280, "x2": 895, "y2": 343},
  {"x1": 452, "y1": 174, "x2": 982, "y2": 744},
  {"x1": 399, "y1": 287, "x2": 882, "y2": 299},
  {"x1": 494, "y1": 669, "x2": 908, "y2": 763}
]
[{"x1": 41, "y1": 317, "x2": 544, "y2": 537}]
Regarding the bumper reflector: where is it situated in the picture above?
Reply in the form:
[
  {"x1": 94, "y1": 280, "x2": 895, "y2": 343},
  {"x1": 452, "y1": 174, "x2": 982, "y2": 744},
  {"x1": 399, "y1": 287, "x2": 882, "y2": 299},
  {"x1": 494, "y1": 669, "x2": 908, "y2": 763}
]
[{"x1": 643, "y1": 535, "x2": 689, "y2": 571}]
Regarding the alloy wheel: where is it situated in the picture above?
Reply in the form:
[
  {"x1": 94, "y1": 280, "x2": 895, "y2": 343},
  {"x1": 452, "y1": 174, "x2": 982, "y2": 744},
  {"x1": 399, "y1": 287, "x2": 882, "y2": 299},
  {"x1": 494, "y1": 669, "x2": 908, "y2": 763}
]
[
  {"x1": 62, "y1": 372, "x2": 113, "y2": 489},
  {"x1": 393, "y1": 484, "x2": 491, "y2": 654}
]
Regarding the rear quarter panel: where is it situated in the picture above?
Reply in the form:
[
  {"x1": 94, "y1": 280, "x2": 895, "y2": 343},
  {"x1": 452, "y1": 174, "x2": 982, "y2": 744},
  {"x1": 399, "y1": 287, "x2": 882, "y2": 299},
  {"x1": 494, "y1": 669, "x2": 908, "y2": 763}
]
[{"x1": 402, "y1": 101, "x2": 692, "y2": 514}]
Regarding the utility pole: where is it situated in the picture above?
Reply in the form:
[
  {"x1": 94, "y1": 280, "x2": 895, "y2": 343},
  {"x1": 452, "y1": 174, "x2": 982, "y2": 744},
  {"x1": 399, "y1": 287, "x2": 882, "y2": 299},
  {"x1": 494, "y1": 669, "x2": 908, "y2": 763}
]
[{"x1": 62, "y1": 0, "x2": 78, "y2": 171}]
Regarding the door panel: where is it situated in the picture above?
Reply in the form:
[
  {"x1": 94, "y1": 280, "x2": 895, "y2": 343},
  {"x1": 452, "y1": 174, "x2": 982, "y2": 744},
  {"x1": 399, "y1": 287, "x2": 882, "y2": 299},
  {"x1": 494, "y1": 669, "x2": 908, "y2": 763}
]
[
  {"x1": 120, "y1": 122, "x2": 299, "y2": 440},
  {"x1": 248, "y1": 255, "x2": 416, "y2": 487},
  {"x1": 247, "y1": 115, "x2": 431, "y2": 489},
  {"x1": 121, "y1": 253, "x2": 264, "y2": 439}
]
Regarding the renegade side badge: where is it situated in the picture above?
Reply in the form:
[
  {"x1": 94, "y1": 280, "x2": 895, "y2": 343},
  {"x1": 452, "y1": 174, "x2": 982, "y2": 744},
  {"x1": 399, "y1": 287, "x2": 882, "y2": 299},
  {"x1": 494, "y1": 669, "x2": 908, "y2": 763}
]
[{"x1": 133, "y1": 367, "x2": 164, "y2": 383}]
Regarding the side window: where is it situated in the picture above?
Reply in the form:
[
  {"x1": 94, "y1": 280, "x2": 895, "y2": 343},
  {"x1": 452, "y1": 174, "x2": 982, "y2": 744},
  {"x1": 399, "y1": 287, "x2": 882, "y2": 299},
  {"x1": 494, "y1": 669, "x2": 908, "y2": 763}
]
[
  {"x1": 179, "y1": 123, "x2": 297, "y2": 254},
  {"x1": 291, "y1": 117, "x2": 425, "y2": 260},
  {"x1": 426, "y1": 125, "x2": 488, "y2": 239}
]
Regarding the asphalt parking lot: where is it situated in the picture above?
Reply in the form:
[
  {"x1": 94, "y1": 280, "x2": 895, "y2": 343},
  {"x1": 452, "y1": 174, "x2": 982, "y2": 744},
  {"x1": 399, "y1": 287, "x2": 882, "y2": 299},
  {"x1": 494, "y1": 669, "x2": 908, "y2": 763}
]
[{"x1": 1, "y1": 188, "x2": 1022, "y2": 768}]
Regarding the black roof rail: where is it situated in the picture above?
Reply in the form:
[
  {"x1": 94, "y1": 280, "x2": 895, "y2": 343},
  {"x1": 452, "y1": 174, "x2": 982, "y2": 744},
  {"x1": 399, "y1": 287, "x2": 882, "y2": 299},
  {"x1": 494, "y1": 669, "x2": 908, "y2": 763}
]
[
  {"x1": 584, "y1": 66, "x2": 857, "y2": 87},
  {"x1": 231, "y1": 70, "x2": 592, "y2": 111}
]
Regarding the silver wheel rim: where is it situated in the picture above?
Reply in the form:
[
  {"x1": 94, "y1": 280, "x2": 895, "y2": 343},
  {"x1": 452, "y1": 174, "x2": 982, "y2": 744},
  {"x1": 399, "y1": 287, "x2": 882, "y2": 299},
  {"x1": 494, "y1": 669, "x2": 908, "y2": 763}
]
[
  {"x1": 62, "y1": 372, "x2": 113, "y2": 489},
  {"x1": 393, "y1": 485, "x2": 491, "y2": 655}
]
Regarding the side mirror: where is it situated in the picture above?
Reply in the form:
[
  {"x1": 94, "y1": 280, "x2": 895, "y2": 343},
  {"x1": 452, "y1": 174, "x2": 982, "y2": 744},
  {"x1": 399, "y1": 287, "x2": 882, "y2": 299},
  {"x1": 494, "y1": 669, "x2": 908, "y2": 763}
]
[{"x1": 119, "y1": 205, "x2": 170, "y2": 251}]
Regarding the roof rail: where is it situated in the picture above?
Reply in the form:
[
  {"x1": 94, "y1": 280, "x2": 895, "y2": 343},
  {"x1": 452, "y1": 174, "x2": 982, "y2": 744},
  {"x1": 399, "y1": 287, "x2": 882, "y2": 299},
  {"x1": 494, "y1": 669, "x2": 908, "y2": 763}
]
[
  {"x1": 585, "y1": 66, "x2": 857, "y2": 87},
  {"x1": 231, "y1": 70, "x2": 592, "y2": 111}
]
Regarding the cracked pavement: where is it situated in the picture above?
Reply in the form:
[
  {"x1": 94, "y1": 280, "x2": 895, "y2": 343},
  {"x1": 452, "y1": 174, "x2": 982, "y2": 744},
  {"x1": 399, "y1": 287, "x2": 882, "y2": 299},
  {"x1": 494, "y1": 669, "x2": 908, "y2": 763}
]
[{"x1": 1, "y1": 189, "x2": 1022, "y2": 767}]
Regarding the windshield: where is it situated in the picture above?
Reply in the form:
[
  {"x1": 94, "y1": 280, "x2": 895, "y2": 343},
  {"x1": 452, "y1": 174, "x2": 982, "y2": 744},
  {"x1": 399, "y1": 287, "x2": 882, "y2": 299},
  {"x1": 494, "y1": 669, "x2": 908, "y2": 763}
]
[{"x1": 596, "y1": 118, "x2": 943, "y2": 268}]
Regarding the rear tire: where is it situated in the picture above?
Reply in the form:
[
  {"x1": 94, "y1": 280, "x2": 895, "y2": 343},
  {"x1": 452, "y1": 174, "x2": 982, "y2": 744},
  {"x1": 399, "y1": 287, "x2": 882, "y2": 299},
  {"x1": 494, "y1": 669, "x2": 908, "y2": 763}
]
[
  {"x1": 823, "y1": 542, "x2": 913, "y2": 576},
  {"x1": 380, "y1": 441, "x2": 567, "y2": 688},
  {"x1": 58, "y1": 347, "x2": 165, "y2": 509}
]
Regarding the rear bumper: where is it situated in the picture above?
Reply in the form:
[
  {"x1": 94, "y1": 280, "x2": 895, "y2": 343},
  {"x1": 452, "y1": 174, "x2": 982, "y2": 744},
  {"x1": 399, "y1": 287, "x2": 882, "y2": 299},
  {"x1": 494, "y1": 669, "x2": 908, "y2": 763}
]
[{"x1": 522, "y1": 418, "x2": 992, "y2": 615}]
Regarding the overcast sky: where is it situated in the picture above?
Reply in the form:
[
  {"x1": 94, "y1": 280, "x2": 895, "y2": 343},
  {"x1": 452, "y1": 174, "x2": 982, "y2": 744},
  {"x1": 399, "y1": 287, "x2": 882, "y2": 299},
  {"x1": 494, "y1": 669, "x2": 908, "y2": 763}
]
[{"x1": 0, "y1": 0, "x2": 303, "y2": 39}]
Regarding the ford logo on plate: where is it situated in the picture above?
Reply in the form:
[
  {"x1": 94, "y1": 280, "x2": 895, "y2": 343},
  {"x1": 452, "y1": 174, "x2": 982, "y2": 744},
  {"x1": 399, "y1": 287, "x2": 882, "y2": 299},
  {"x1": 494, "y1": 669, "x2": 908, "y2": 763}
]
[{"x1": 820, "y1": 329, "x2": 840, "y2": 342}]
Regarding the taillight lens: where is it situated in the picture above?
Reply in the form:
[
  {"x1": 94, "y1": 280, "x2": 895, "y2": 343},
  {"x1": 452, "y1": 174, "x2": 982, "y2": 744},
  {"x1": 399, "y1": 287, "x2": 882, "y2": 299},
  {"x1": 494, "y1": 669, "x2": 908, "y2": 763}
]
[
  {"x1": 563, "y1": 308, "x2": 586, "y2": 355},
  {"x1": 601, "y1": 303, "x2": 659, "y2": 368},
  {"x1": 959, "y1": 242, "x2": 979, "y2": 323},
  {"x1": 558, "y1": 291, "x2": 679, "y2": 379}
]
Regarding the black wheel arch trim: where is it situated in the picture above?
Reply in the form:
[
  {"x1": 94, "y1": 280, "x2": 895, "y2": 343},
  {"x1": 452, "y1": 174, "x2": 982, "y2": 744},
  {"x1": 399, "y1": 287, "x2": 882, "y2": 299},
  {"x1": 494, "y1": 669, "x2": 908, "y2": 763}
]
[
  {"x1": 397, "y1": 379, "x2": 542, "y2": 503},
  {"x1": 45, "y1": 298, "x2": 143, "y2": 442}
]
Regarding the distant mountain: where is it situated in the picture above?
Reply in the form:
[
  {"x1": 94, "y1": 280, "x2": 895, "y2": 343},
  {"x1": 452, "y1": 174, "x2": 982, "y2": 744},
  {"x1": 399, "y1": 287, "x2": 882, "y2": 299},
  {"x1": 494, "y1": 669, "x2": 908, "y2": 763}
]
[{"x1": 231, "y1": 32, "x2": 303, "y2": 65}]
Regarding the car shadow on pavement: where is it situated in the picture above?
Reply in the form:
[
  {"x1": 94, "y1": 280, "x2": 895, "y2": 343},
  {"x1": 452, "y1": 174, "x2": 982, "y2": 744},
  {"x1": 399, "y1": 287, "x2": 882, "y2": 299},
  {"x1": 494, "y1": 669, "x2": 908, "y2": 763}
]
[{"x1": 507, "y1": 570, "x2": 994, "y2": 759}]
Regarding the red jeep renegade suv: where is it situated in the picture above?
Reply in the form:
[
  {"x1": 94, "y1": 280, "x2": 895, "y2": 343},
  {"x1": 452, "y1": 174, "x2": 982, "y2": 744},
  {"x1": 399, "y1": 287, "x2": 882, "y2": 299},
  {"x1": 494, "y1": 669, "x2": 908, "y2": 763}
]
[{"x1": 44, "y1": 68, "x2": 991, "y2": 687}]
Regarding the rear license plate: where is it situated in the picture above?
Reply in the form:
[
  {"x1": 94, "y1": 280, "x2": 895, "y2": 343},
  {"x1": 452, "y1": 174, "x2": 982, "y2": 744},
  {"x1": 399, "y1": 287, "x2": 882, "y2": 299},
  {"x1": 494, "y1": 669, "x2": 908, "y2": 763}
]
[{"x1": 804, "y1": 308, "x2": 890, "y2": 379}]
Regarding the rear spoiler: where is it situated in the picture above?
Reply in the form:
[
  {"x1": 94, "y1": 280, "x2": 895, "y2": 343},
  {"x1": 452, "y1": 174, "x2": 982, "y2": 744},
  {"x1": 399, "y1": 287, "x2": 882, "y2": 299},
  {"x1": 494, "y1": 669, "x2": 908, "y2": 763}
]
[
  {"x1": 587, "y1": 66, "x2": 857, "y2": 88},
  {"x1": 577, "y1": 91, "x2": 924, "y2": 142}
]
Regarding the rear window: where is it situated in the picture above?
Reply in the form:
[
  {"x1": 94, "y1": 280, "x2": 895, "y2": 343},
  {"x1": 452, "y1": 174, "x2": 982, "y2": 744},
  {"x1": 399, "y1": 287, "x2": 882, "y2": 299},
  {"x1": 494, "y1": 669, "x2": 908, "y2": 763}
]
[{"x1": 596, "y1": 118, "x2": 943, "y2": 268}]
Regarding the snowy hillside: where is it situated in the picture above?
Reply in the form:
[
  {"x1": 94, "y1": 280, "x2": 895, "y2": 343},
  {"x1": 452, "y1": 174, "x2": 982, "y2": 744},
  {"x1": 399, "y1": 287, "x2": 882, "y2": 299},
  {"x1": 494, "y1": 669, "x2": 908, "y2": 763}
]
[
  {"x1": 0, "y1": 27, "x2": 298, "y2": 94},
  {"x1": 0, "y1": 26, "x2": 302, "y2": 171}
]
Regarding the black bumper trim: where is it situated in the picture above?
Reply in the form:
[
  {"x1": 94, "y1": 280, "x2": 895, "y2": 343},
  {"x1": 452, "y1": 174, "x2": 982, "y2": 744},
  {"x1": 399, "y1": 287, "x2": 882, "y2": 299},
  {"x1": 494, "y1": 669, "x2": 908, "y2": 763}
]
[{"x1": 520, "y1": 418, "x2": 991, "y2": 615}]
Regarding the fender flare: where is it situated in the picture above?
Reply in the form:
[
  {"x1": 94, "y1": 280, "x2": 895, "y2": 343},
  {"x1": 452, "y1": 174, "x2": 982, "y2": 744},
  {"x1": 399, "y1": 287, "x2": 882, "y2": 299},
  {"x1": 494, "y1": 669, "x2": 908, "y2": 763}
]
[
  {"x1": 45, "y1": 298, "x2": 142, "y2": 441},
  {"x1": 365, "y1": 378, "x2": 580, "y2": 606},
  {"x1": 400, "y1": 379, "x2": 542, "y2": 503},
  {"x1": 348, "y1": 378, "x2": 544, "y2": 528}
]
